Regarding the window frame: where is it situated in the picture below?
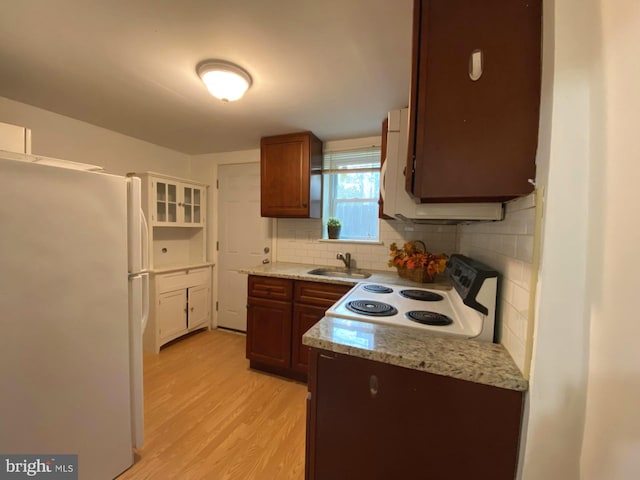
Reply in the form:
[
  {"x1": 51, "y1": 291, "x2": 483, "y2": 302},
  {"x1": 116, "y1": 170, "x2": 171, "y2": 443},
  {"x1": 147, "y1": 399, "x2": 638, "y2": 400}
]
[{"x1": 321, "y1": 137, "x2": 382, "y2": 242}]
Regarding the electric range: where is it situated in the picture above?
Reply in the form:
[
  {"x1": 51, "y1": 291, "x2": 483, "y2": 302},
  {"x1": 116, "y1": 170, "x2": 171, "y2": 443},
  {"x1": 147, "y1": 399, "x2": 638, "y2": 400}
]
[{"x1": 325, "y1": 254, "x2": 498, "y2": 342}]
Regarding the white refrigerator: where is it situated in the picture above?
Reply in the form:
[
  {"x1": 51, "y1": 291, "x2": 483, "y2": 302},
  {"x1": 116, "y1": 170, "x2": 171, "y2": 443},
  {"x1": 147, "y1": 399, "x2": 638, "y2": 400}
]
[{"x1": 0, "y1": 150, "x2": 149, "y2": 479}]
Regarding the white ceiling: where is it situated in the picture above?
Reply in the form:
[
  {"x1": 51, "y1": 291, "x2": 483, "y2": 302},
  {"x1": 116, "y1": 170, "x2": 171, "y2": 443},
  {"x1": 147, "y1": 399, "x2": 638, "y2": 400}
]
[{"x1": 0, "y1": 0, "x2": 413, "y2": 154}]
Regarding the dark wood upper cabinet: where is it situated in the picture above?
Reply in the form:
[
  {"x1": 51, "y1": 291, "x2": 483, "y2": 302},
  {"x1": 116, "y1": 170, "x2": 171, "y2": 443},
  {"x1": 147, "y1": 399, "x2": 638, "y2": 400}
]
[
  {"x1": 261, "y1": 131, "x2": 323, "y2": 218},
  {"x1": 406, "y1": 0, "x2": 542, "y2": 202}
]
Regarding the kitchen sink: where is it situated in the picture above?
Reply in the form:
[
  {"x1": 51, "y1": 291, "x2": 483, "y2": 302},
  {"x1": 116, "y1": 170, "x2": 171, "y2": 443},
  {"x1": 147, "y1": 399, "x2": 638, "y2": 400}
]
[{"x1": 307, "y1": 267, "x2": 372, "y2": 279}]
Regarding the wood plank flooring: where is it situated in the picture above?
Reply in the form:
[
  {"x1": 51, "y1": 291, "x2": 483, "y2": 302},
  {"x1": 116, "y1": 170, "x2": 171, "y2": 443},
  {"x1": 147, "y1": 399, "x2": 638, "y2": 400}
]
[{"x1": 117, "y1": 329, "x2": 307, "y2": 480}]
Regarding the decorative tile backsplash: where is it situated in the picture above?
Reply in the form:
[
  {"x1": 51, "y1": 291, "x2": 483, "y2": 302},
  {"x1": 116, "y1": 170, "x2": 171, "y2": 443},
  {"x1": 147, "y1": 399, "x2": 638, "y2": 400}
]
[
  {"x1": 457, "y1": 194, "x2": 536, "y2": 373},
  {"x1": 273, "y1": 193, "x2": 536, "y2": 374},
  {"x1": 274, "y1": 219, "x2": 457, "y2": 271}
]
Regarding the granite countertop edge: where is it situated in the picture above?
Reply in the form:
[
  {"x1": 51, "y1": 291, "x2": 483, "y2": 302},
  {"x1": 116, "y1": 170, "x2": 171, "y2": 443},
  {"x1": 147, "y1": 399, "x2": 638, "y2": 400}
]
[{"x1": 303, "y1": 317, "x2": 528, "y2": 392}]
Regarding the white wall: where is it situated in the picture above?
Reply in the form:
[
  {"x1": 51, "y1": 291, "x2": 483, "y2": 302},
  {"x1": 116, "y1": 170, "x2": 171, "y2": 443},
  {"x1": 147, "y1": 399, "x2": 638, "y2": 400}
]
[
  {"x1": 520, "y1": 0, "x2": 602, "y2": 477},
  {"x1": 0, "y1": 96, "x2": 191, "y2": 178},
  {"x1": 580, "y1": 1, "x2": 640, "y2": 478}
]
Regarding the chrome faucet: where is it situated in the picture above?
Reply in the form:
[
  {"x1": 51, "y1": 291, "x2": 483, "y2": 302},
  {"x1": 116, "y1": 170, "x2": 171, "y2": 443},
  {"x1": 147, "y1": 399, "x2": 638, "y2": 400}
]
[{"x1": 336, "y1": 252, "x2": 352, "y2": 270}]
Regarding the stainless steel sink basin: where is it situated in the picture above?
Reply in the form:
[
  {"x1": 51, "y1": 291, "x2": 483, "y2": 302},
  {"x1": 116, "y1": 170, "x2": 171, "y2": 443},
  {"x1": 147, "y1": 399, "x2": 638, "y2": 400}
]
[{"x1": 307, "y1": 267, "x2": 372, "y2": 279}]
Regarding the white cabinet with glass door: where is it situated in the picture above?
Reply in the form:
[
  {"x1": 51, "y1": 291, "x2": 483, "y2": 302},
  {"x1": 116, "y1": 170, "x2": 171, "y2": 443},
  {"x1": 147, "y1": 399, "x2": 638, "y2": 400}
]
[
  {"x1": 129, "y1": 171, "x2": 212, "y2": 353},
  {"x1": 149, "y1": 176, "x2": 205, "y2": 227}
]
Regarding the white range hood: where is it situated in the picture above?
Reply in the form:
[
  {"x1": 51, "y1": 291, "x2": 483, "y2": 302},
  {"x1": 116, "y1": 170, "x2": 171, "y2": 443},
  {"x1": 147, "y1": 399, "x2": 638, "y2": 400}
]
[{"x1": 381, "y1": 108, "x2": 503, "y2": 224}]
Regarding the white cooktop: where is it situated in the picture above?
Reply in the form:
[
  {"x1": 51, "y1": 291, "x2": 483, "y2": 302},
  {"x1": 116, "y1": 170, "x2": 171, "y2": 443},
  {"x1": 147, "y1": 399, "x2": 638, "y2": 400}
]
[{"x1": 325, "y1": 282, "x2": 485, "y2": 340}]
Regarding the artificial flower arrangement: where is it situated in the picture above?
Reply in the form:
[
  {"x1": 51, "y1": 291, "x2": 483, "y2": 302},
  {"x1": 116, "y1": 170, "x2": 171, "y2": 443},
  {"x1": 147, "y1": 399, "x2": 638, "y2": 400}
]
[{"x1": 388, "y1": 240, "x2": 448, "y2": 283}]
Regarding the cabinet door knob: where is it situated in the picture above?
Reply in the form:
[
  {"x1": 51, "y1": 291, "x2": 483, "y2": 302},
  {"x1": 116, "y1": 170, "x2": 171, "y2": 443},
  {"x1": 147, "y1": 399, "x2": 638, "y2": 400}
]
[
  {"x1": 302, "y1": 202, "x2": 308, "y2": 208},
  {"x1": 190, "y1": 307, "x2": 194, "y2": 312},
  {"x1": 369, "y1": 375, "x2": 379, "y2": 398}
]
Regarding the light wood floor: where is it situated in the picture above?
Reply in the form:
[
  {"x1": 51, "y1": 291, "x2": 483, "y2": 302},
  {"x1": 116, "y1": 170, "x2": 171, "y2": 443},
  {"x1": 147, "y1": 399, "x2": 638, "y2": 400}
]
[{"x1": 117, "y1": 329, "x2": 307, "y2": 480}]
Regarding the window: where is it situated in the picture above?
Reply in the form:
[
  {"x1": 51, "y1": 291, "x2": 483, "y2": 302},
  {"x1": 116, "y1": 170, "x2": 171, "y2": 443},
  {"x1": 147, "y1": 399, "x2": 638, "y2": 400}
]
[{"x1": 322, "y1": 144, "x2": 381, "y2": 241}]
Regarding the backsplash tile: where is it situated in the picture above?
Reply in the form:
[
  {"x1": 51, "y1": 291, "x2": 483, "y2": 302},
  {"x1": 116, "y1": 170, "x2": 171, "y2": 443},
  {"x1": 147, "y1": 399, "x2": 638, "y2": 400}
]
[
  {"x1": 274, "y1": 218, "x2": 457, "y2": 271},
  {"x1": 457, "y1": 193, "x2": 537, "y2": 373}
]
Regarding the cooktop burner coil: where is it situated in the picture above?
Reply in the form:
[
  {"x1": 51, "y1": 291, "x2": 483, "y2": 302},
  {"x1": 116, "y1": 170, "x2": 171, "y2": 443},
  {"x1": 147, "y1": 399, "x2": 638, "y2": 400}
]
[
  {"x1": 346, "y1": 300, "x2": 398, "y2": 317},
  {"x1": 406, "y1": 311, "x2": 453, "y2": 326},
  {"x1": 363, "y1": 284, "x2": 394, "y2": 294},
  {"x1": 399, "y1": 289, "x2": 444, "y2": 302}
]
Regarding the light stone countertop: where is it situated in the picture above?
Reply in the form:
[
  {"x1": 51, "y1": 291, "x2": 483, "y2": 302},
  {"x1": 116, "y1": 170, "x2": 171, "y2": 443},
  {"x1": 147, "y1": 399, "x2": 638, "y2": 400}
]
[
  {"x1": 238, "y1": 261, "x2": 452, "y2": 290},
  {"x1": 240, "y1": 262, "x2": 527, "y2": 392},
  {"x1": 303, "y1": 317, "x2": 528, "y2": 391}
]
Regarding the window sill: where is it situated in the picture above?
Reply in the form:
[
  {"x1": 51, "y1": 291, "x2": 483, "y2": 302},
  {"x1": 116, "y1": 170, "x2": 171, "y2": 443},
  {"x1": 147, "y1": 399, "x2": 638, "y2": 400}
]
[{"x1": 318, "y1": 239, "x2": 383, "y2": 245}]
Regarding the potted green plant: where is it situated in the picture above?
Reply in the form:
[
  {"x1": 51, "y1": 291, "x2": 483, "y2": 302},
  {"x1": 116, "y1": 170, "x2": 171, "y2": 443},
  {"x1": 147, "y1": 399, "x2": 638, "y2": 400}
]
[{"x1": 327, "y1": 217, "x2": 342, "y2": 239}]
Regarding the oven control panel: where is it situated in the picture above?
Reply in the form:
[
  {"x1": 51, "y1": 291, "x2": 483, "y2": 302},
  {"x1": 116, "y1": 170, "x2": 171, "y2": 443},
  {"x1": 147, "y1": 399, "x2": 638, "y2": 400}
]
[{"x1": 447, "y1": 254, "x2": 498, "y2": 315}]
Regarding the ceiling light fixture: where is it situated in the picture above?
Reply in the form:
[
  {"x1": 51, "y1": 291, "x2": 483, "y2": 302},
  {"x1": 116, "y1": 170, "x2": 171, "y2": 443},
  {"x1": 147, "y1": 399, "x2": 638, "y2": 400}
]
[{"x1": 197, "y1": 60, "x2": 252, "y2": 102}]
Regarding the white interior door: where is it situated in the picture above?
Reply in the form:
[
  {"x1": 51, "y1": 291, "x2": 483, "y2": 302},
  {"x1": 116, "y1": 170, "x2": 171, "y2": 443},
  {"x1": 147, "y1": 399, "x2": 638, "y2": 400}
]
[{"x1": 217, "y1": 163, "x2": 271, "y2": 331}]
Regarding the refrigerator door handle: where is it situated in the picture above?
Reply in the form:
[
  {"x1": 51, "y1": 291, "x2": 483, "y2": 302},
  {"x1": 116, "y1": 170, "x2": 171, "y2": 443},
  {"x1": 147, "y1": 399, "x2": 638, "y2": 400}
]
[
  {"x1": 141, "y1": 272, "x2": 149, "y2": 333},
  {"x1": 140, "y1": 208, "x2": 149, "y2": 272},
  {"x1": 127, "y1": 176, "x2": 144, "y2": 274}
]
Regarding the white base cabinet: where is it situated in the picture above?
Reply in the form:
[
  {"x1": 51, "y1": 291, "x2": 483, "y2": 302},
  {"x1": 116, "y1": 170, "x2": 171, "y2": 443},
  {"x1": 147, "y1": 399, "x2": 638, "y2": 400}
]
[
  {"x1": 145, "y1": 266, "x2": 212, "y2": 353},
  {"x1": 157, "y1": 290, "x2": 187, "y2": 340},
  {"x1": 187, "y1": 284, "x2": 209, "y2": 329}
]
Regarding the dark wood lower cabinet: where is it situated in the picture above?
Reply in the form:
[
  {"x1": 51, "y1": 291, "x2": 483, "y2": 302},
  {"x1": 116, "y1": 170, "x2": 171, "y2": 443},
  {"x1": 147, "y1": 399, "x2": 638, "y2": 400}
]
[
  {"x1": 246, "y1": 275, "x2": 351, "y2": 381},
  {"x1": 246, "y1": 297, "x2": 292, "y2": 369},
  {"x1": 306, "y1": 348, "x2": 524, "y2": 480},
  {"x1": 292, "y1": 304, "x2": 328, "y2": 373}
]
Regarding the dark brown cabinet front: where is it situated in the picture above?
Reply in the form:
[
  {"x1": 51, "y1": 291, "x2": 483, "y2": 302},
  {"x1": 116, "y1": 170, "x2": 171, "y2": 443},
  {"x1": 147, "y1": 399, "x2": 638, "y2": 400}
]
[
  {"x1": 306, "y1": 348, "x2": 524, "y2": 480},
  {"x1": 406, "y1": 0, "x2": 542, "y2": 202},
  {"x1": 246, "y1": 276, "x2": 350, "y2": 381},
  {"x1": 246, "y1": 297, "x2": 292, "y2": 369},
  {"x1": 292, "y1": 304, "x2": 327, "y2": 373},
  {"x1": 261, "y1": 132, "x2": 322, "y2": 218}
]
